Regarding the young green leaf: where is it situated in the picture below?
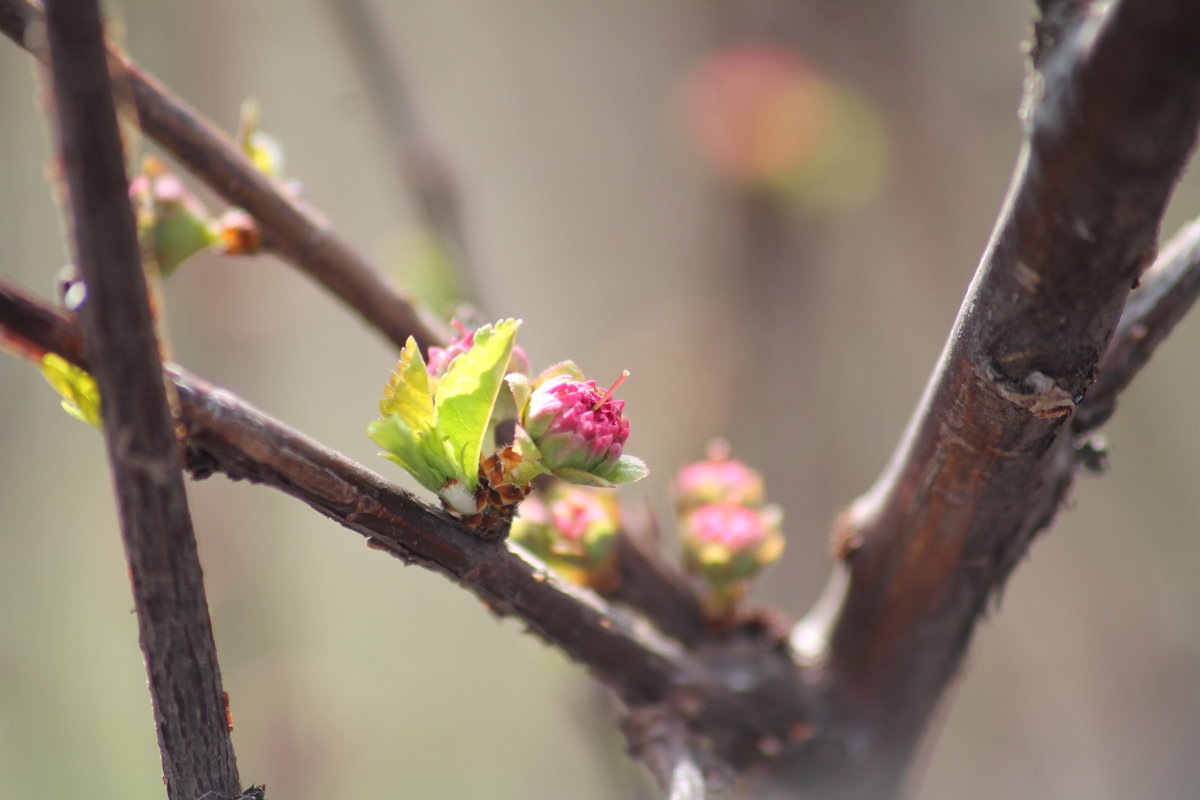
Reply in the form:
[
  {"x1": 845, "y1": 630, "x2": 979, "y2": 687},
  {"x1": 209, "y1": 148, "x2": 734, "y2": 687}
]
[
  {"x1": 379, "y1": 337, "x2": 435, "y2": 431},
  {"x1": 433, "y1": 318, "x2": 520, "y2": 490},
  {"x1": 40, "y1": 354, "x2": 101, "y2": 427}
]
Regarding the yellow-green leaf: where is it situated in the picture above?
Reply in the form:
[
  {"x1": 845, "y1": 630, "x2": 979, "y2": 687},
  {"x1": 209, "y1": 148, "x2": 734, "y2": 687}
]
[
  {"x1": 40, "y1": 354, "x2": 101, "y2": 428},
  {"x1": 433, "y1": 318, "x2": 521, "y2": 490}
]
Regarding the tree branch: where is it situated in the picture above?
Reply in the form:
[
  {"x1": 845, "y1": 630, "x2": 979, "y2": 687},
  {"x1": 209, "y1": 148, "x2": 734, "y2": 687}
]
[
  {"x1": 799, "y1": 1, "x2": 1200, "y2": 796},
  {"x1": 0, "y1": 0, "x2": 446, "y2": 353},
  {"x1": 1074, "y1": 216, "x2": 1200, "y2": 433},
  {"x1": 325, "y1": 0, "x2": 481, "y2": 305},
  {"x1": 40, "y1": 1, "x2": 240, "y2": 797},
  {"x1": 623, "y1": 708, "x2": 709, "y2": 800},
  {"x1": 0, "y1": 279, "x2": 807, "y2": 779}
]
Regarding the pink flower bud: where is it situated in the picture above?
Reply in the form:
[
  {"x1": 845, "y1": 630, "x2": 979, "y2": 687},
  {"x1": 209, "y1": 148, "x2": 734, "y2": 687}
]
[
  {"x1": 673, "y1": 439, "x2": 764, "y2": 515},
  {"x1": 427, "y1": 319, "x2": 530, "y2": 379},
  {"x1": 523, "y1": 375, "x2": 630, "y2": 476},
  {"x1": 681, "y1": 502, "x2": 784, "y2": 587},
  {"x1": 510, "y1": 487, "x2": 620, "y2": 589}
]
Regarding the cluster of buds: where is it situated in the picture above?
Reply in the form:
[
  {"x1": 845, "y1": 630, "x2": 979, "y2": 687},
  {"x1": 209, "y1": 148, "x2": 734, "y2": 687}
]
[
  {"x1": 510, "y1": 485, "x2": 621, "y2": 590},
  {"x1": 127, "y1": 154, "x2": 265, "y2": 281},
  {"x1": 129, "y1": 156, "x2": 222, "y2": 277},
  {"x1": 123, "y1": 102, "x2": 288, "y2": 281},
  {"x1": 674, "y1": 440, "x2": 784, "y2": 617},
  {"x1": 368, "y1": 320, "x2": 647, "y2": 539}
]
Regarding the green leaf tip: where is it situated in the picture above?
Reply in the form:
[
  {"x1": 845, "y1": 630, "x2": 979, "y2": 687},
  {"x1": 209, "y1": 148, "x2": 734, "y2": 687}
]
[{"x1": 40, "y1": 354, "x2": 101, "y2": 428}]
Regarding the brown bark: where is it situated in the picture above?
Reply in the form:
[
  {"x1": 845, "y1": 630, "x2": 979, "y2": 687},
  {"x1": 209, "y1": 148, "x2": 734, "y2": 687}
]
[
  {"x1": 5, "y1": 0, "x2": 1200, "y2": 797},
  {"x1": 794, "y1": 2, "x2": 1200, "y2": 796},
  {"x1": 40, "y1": 0, "x2": 241, "y2": 796}
]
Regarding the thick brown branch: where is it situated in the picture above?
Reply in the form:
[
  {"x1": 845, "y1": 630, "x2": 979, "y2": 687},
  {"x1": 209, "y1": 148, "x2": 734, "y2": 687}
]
[
  {"x1": 0, "y1": 0, "x2": 446, "y2": 353},
  {"x1": 0, "y1": 280, "x2": 807, "y2": 778},
  {"x1": 801, "y1": 1, "x2": 1200, "y2": 796},
  {"x1": 41, "y1": 1, "x2": 240, "y2": 797}
]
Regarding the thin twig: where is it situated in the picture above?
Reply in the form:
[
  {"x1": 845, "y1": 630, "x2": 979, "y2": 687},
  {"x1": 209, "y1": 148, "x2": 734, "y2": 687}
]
[
  {"x1": 1073, "y1": 216, "x2": 1200, "y2": 432},
  {"x1": 0, "y1": 279, "x2": 807, "y2": 774},
  {"x1": 41, "y1": 1, "x2": 241, "y2": 797},
  {"x1": 624, "y1": 708, "x2": 709, "y2": 800},
  {"x1": 0, "y1": 0, "x2": 447, "y2": 353},
  {"x1": 798, "y1": 0, "x2": 1200, "y2": 795},
  {"x1": 325, "y1": 0, "x2": 480, "y2": 305}
]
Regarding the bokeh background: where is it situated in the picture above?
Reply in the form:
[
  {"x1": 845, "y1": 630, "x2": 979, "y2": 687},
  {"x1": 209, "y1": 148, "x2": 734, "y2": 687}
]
[{"x1": 3, "y1": 2, "x2": 1200, "y2": 798}]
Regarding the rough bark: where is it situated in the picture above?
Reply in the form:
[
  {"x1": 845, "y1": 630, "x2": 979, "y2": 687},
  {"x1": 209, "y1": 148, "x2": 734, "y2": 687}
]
[
  {"x1": 791, "y1": 2, "x2": 1200, "y2": 796},
  {"x1": 40, "y1": 1, "x2": 241, "y2": 796}
]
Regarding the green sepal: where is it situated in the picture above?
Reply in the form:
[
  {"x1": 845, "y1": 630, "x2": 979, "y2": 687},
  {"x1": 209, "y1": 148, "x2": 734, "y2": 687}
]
[
  {"x1": 551, "y1": 467, "x2": 616, "y2": 488},
  {"x1": 532, "y1": 360, "x2": 584, "y2": 388},
  {"x1": 507, "y1": 425, "x2": 550, "y2": 484},
  {"x1": 505, "y1": 372, "x2": 532, "y2": 416},
  {"x1": 40, "y1": 354, "x2": 101, "y2": 428},
  {"x1": 146, "y1": 212, "x2": 220, "y2": 278},
  {"x1": 601, "y1": 454, "x2": 649, "y2": 485}
]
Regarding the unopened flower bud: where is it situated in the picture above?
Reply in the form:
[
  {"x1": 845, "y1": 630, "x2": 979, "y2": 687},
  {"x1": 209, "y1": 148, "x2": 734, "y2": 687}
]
[
  {"x1": 130, "y1": 157, "x2": 219, "y2": 277},
  {"x1": 427, "y1": 319, "x2": 530, "y2": 380},
  {"x1": 511, "y1": 486, "x2": 620, "y2": 588},
  {"x1": 523, "y1": 373, "x2": 631, "y2": 479},
  {"x1": 682, "y1": 502, "x2": 784, "y2": 584},
  {"x1": 673, "y1": 439, "x2": 764, "y2": 515}
]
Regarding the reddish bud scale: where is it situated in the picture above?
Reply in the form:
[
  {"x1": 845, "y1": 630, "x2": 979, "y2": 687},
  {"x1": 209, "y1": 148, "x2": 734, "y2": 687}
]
[{"x1": 455, "y1": 448, "x2": 533, "y2": 540}]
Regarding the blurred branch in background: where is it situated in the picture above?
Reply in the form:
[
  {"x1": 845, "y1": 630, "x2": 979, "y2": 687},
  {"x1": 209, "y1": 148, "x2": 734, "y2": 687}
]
[
  {"x1": 0, "y1": 0, "x2": 447, "y2": 353},
  {"x1": 325, "y1": 0, "x2": 480, "y2": 308}
]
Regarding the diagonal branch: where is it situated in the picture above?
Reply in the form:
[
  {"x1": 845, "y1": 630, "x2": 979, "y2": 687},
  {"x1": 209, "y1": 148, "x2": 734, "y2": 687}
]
[
  {"x1": 40, "y1": 1, "x2": 241, "y2": 797},
  {"x1": 796, "y1": 1, "x2": 1200, "y2": 796},
  {"x1": 0, "y1": 0, "x2": 446, "y2": 353},
  {"x1": 1074, "y1": 216, "x2": 1200, "y2": 433},
  {"x1": 325, "y1": 0, "x2": 481, "y2": 305},
  {"x1": 0, "y1": 278, "x2": 807, "y2": 777}
]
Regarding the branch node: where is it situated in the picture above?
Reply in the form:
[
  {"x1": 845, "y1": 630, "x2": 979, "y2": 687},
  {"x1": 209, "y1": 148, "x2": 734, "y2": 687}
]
[{"x1": 983, "y1": 362, "x2": 1076, "y2": 419}]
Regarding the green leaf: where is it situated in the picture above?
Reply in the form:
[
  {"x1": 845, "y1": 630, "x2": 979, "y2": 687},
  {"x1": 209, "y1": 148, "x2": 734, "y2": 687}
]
[
  {"x1": 370, "y1": 338, "x2": 465, "y2": 493},
  {"x1": 379, "y1": 337, "x2": 435, "y2": 432},
  {"x1": 601, "y1": 454, "x2": 650, "y2": 485},
  {"x1": 434, "y1": 318, "x2": 521, "y2": 490},
  {"x1": 40, "y1": 354, "x2": 101, "y2": 427},
  {"x1": 367, "y1": 416, "x2": 443, "y2": 493}
]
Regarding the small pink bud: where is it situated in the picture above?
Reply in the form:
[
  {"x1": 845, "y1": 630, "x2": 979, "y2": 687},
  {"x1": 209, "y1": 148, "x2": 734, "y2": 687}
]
[
  {"x1": 680, "y1": 501, "x2": 784, "y2": 593},
  {"x1": 523, "y1": 375, "x2": 630, "y2": 476},
  {"x1": 673, "y1": 439, "x2": 765, "y2": 514},
  {"x1": 427, "y1": 319, "x2": 530, "y2": 379},
  {"x1": 510, "y1": 486, "x2": 620, "y2": 588}
]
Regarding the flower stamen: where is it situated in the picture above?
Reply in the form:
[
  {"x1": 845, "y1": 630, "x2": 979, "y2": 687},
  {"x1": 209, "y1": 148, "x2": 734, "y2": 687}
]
[{"x1": 594, "y1": 370, "x2": 630, "y2": 410}]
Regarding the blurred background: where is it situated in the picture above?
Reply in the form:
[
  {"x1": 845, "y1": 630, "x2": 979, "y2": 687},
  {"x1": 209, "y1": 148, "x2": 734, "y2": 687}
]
[{"x1": 3, "y1": 1, "x2": 1200, "y2": 798}]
